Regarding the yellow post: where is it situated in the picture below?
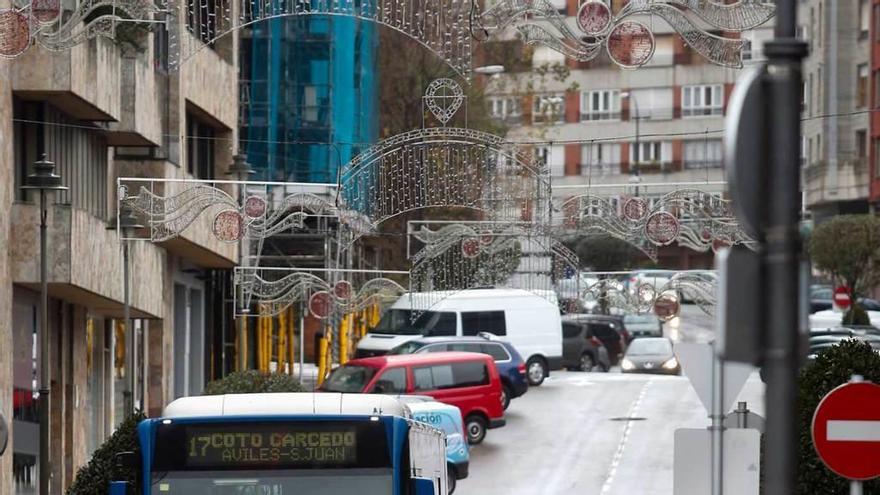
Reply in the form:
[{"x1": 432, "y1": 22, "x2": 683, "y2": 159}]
[
  {"x1": 316, "y1": 337, "x2": 329, "y2": 387},
  {"x1": 277, "y1": 309, "x2": 287, "y2": 373},
  {"x1": 339, "y1": 314, "x2": 349, "y2": 365}
]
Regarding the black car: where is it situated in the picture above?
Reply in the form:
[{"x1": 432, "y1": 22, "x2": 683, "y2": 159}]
[
  {"x1": 562, "y1": 315, "x2": 628, "y2": 365},
  {"x1": 561, "y1": 321, "x2": 612, "y2": 372},
  {"x1": 621, "y1": 337, "x2": 681, "y2": 375},
  {"x1": 808, "y1": 327, "x2": 880, "y2": 360},
  {"x1": 388, "y1": 334, "x2": 529, "y2": 410}
]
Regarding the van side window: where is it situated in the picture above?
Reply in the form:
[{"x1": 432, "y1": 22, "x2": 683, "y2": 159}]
[
  {"x1": 370, "y1": 367, "x2": 407, "y2": 394},
  {"x1": 461, "y1": 311, "x2": 506, "y2": 336},
  {"x1": 562, "y1": 323, "x2": 582, "y2": 339},
  {"x1": 480, "y1": 343, "x2": 510, "y2": 361},
  {"x1": 426, "y1": 312, "x2": 457, "y2": 336},
  {"x1": 589, "y1": 323, "x2": 617, "y2": 339},
  {"x1": 413, "y1": 365, "x2": 455, "y2": 391},
  {"x1": 452, "y1": 362, "x2": 490, "y2": 387}
]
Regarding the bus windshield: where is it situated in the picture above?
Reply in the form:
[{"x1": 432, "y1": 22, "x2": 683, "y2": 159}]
[
  {"x1": 371, "y1": 309, "x2": 456, "y2": 336},
  {"x1": 150, "y1": 420, "x2": 392, "y2": 495}
]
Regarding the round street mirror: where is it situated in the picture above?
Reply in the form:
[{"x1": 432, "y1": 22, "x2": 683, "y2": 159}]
[
  {"x1": 653, "y1": 291, "x2": 681, "y2": 322},
  {"x1": 0, "y1": 412, "x2": 8, "y2": 456}
]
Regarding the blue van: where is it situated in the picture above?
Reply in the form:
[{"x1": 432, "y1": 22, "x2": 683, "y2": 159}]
[{"x1": 401, "y1": 397, "x2": 469, "y2": 494}]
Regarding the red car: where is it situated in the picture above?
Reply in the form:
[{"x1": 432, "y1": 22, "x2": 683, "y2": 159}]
[{"x1": 322, "y1": 352, "x2": 506, "y2": 444}]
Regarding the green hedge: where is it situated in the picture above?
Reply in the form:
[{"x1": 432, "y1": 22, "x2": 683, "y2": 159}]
[
  {"x1": 66, "y1": 411, "x2": 145, "y2": 495},
  {"x1": 797, "y1": 339, "x2": 880, "y2": 494},
  {"x1": 202, "y1": 370, "x2": 307, "y2": 395}
]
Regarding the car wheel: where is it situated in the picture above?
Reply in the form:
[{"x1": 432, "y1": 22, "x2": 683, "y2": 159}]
[
  {"x1": 447, "y1": 464, "x2": 457, "y2": 494},
  {"x1": 579, "y1": 353, "x2": 595, "y2": 372},
  {"x1": 465, "y1": 414, "x2": 487, "y2": 445},
  {"x1": 501, "y1": 384, "x2": 512, "y2": 410},
  {"x1": 526, "y1": 357, "x2": 546, "y2": 386}
]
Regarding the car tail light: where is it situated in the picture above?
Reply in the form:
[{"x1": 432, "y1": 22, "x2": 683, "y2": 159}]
[
  {"x1": 590, "y1": 336, "x2": 602, "y2": 347},
  {"x1": 517, "y1": 362, "x2": 526, "y2": 375},
  {"x1": 622, "y1": 330, "x2": 631, "y2": 341}
]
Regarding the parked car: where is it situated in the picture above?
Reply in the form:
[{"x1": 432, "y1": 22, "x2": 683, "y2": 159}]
[
  {"x1": 620, "y1": 337, "x2": 681, "y2": 375},
  {"x1": 322, "y1": 352, "x2": 506, "y2": 444},
  {"x1": 562, "y1": 314, "x2": 629, "y2": 364},
  {"x1": 808, "y1": 327, "x2": 880, "y2": 360},
  {"x1": 389, "y1": 334, "x2": 528, "y2": 410},
  {"x1": 561, "y1": 321, "x2": 612, "y2": 372},
  {"x1": 623, "y1": 314, "x2": 663, "y2": 338},
  {"x1": 356, "y1": 289, "x2": 563, "y2": 387},
  {"x1": 400, "y1": 396, "x2": 469, "y2": 493}
]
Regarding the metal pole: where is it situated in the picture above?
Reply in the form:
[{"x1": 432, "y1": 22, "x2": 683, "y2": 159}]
[
  {"x1": 299, "y1": 304, "x2": 305, "y2": 384},
  {"x1": 763, "y1": 0, "x2": 807, "y2": 493},
  {"x1": 710, "y1": 353, "x2": 724, "y2": 495},
  {"x1": 38, "y1": 190, "x2": 50, "y2": 495},
  {"x1": 124, "y1": 239, "x2": 133, "y2": 413},
  {"x1": 851, "y1": 481, "x2": 864, "y2": 495}
]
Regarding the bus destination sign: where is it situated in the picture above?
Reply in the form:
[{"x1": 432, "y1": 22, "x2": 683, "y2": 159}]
[{"x1": 186, "y1": 428, "x2": 357, "y2": 466}]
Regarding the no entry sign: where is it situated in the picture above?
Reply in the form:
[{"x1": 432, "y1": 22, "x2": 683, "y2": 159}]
[
  {"x1": 812, "y1": 381, "x2": 880, "y2": 480},
  {"x1": 833, "y1": 286, "x2": 852, "y2": 309}
]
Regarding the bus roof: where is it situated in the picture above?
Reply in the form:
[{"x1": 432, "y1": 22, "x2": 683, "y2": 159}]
[{"x1": 161, "y1": 393, "x2": 410, "y2": 419}]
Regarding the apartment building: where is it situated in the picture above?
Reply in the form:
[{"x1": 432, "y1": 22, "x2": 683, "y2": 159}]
[
  {"x1": 801, "y1": 0, "x2": 872, "y2": 220},
  {"x1": 0, "y1": 4, "x2": 240, "y2": 493},
  {"x1": 481, "y1": 0, "x2": 772, "y2": 268}
]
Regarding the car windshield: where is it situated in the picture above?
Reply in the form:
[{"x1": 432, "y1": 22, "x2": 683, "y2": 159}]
[
  {"x1": 388, "y1": 341, "x2": 425, "y2": 354},
  {"x1": 627, "y1": 339, "x2": 673, "y2": 356},
  {"x1": 624, "y1": 314, "x2": 657, "y2": 324},
  {"x1": 370, "y1": 309, "x2": 455, "y2": 336},
  {"x1": 323, "y1": 365, "x2": 377, "y2": 393},
  {"x1": 151, "y1": 469, "x2": 393, "y2": 495}
]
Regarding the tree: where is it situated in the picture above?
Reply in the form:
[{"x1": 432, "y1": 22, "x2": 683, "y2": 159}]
[
  {"x1": 67, "y1": 412, "x2": 146, "y2": 495},
  {"x1": 797, "y1": 340, "x2": 880, "y2": 494},
  {"x1": 809, "y1": 215, "x2": 880, "y2": 325}
]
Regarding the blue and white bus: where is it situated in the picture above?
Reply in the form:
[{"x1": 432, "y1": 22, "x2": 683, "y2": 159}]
[{"x1": 111, "y1": 393, "x2": 448, "y2": 495}]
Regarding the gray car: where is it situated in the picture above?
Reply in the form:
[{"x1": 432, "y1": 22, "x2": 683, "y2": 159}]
[
  {"x1": 623, "y1": 314, "x2": 663, "y2": 338},
  {"x1": 620, "y1": 337, "x2": 680, "y2": 375}
]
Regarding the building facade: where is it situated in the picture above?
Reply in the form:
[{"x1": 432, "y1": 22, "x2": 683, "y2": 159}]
[{"x1": 0, "y1": 5, "x2": 241, "y2": 493}]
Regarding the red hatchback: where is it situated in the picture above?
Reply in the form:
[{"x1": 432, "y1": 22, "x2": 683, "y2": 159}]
[{"x1": 323, "y1": 352, "x2": 506, "y2": 444}]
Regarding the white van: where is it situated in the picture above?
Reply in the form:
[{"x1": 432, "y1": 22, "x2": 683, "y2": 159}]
[{"x1": 355, "y1": 289, "x2": 563, "y2": 386}]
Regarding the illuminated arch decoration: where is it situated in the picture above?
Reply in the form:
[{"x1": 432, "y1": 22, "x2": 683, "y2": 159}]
[
  {"x1": 580, "y1": 270, "x2": 717, "y2": 317},
  {"x1": 0, "y1": 0, "x2": 164, "y2": 57},
  {"x1": 337, "y1": 80, "x2": 551, "y2": 245},
  {"x1": 117, "y1": 177, "x2": 340, "y2": 243},
  {"x1": 476, "y1": 0, "x2": 775, "y2": 68},
  {"x1": 558, "y1": 188, "x2": 754, "y2": 261}
]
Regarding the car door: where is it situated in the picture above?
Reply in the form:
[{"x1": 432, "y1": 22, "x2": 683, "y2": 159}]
[
  {"x1": 589, "y1": 322, "x2": 622, "y2": 363},
  {"x1": 562, "y1": 323, "x2": 583, "y2": 366},
  {"x1": 366, "y1": 366, "x2": 409, "y2": 394}
]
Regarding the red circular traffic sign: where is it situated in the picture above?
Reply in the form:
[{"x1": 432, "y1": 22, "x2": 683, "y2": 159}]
[
  {"x1": 812, "y1": 381, "x2": 880, "y2": 480},
  {"x1": 833, "y1": 286, "x2": 852, "y2": 309}
]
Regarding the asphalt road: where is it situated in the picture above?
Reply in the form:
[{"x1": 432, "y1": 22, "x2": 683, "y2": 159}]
[{"x1": 456, "y1": 304, "x2": 765, "y2": 495}]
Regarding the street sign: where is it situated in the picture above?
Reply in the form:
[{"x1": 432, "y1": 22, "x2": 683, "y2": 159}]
[
  {"x1": 716, "y1": 245, "x2": 763, "y2": 363},
  {"x1": 674, "y1": 428, "x2": 761, "y2": 495},
  {"x1": 675, "y1": 342, "x2": 756, "y2": 414},
  {"x1": 812, "y1": 381, "x2": 880, "y2": 481},
  {"x1": 833, "y1": 286, "x2": 852, "y2": 310}
]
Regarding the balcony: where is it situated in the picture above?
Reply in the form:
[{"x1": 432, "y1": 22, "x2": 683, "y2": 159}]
[
  {"x1": 804, "y1": 159, "x2": 870, "y2": 207},
  {"x1": 100, "y1": 50, "x2": 165, "y2": 146}
]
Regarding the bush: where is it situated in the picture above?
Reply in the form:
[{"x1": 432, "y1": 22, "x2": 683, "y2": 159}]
[
  {"x1": 797, "y1": 340, "x2": 880, "y2": 494},
  {"x1": 202, "y1": 370, "x2": 307, "y2": 395},
  {"x1": 67, "y1": 411, "x2": 145, "y2": 495}
]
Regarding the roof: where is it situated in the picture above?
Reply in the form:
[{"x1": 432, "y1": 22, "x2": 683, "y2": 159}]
[
  {"x1": 392, "y1": 289, "x2": 558, "y2": 308},
  {"x1": 346, "y1": 351, "x2": 493, "y2": 367},
  {"x1": 405, "y1": 335, "x2": 508, "y2": 345},
  {"x1": 161, "y1": 393, "x2": 409, "y2": 419}
]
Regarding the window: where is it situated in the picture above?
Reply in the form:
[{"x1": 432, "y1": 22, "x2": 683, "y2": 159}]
[
  {"x1": 461, "y1": 311, "x2": 507, "y2": 336},
  {"x1": 449, "y1": 343, "x2": 482, "y2": 353},
  {"x1": 424, "y1": 312, "x2": 457, "y2": 337},
  {"x1": 413, "y1": 365, "x2": 455, "y2": 391},
  {"x1": 860, "y1": 0, "x2": 870, "y2": 38},
  {"x1": 857, "y1": 130, "x2": 868, "y2": 159},
  {"x1": 481, "y1": 343, "x2": 511, "y2": 361},
  {"x1": 452, "y1": 362, "x2": 490, "y2": 387},
  {"x1": 588, "y1": 323, "x2": 617, "y2": 340},
  {"x1": 534, "y1": 145, "x2": 565, "y2": 176},
  {"x1": 682, "y1": 85, "x2": 723, "y2": 117},
  {"x1": 371, "y1": 367, "x2": 407, "y2": 394},
  {"x1": 489, "y1": 96, "x2": 522, "y2": 123},
  {"x1": 628, "y1": 88, "x2": 673, "y2": 120},
  {"x1": 423, "y1": 344, "x2": 449, "y2": 353},
  {"x1": 633, "y1": 141, "x2": 671, "y2": 165},
  {"x1": 532, "y1": 93, "x2": 565, "y2": 124},
  {"x1": 858, "y1": 64, "x2": 870, "y2": 108},
  {"x1": 186, "y1": 0, "x2": 219, "y2": 45},
  {"x1": 562, "y1": 323, "x2": 582, "y2": 339},
  {"x1": 582, "y1": 143, "x2": 621, "y2": 176},
  {"x1": 186, "y1": 113, "x2": 215, "y2": 179},
  {"x1": 580, "y1": 89, "x2": 620, "y2": 121},
  {"x1": 683, "y1": 139, "x2": 723, "y2": 169}
]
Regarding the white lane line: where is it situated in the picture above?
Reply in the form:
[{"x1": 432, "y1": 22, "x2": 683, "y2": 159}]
[
  {"x1": 599, "y1": 378, "x2": 654, "y2": 495},
  {"x1": 827, "y1": 420, "x2": 880, "y2": 441}
]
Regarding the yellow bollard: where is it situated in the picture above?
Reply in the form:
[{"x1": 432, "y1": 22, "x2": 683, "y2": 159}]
[
  {"x1": 288, "y1": 307, "x2": 296, "y2": 376},
  {"x1": 316, "y1": 336, "x2": 329, "y2": 387},
  {"x1": 339, "y1": 314, "x2": 349, "y2": 365},
  {"x1": 278, "y1": 309, "x2": 287, "y2": 373}
]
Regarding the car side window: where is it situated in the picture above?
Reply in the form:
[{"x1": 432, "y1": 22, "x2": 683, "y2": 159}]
[
  {"x1": 589, "y1": 323, "x2": 616, "y2": 339},
  {"x1": 562, "y1": 323, "x2": 581, "y2": 339},
  {"x1": 461, "y1": 311, "x2": 507, "y2": 336},
  {"x1": 451, "y1": 361, "x2": 490, "y2": 387},
  {"x1": 426, "y1": 312, "x2": 457, "y2": 336},
  {"x1": 449, "y1": 343, "x2": 480, "y2": 353},
  {"x1": 370, "y1": 367, "x2": 407, "y2": 394},
  {"x1": 481, "y1": 343, "x2": 510, "y2": 361},
  {"x1": 413, "y1": 364, "x2": 456, "y2": 391},
  {"x1": 423, "y1": 344, "x2": 449, "y2": 353}
]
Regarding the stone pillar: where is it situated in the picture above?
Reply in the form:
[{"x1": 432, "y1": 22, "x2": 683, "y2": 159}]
[{"x1": 0, "y1": 19, "x2": 15, "y2": 493}]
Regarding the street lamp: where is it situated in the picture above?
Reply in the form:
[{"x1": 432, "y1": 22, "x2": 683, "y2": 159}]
[
  {"x1": 226, "y1": 155, "x2": 254, "y2": 373},
  {"x1": 118, "y1": 205, "x2": 143, "y2": 414},
  {"x1": 21, "y1": 154, "x2": 67, "y2": 495},
  {"x1": 621, "y1": 91, "x2": 641, "y2": 184}
]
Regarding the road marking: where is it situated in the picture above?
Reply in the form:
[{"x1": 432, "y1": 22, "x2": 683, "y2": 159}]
[
  {"x1": 827, "y1": 420, "x2": 880, "y2": 441},
  {"x1": 599, "y1": 378, "x2": 654, "y2": 495}
]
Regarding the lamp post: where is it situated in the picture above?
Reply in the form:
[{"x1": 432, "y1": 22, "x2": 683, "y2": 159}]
[
  {"x1": 118, "y1": 205, "x2": 143, "y2": 414},
  {"x1": 622, "y1": 91, "x2": 641, "y2": 196},
  {"x1": 22, "y1": 154, "x2": 67, "y2": 495},
  {"x1": 227, "y1": 155, "x2": 254, "y2": 372}
]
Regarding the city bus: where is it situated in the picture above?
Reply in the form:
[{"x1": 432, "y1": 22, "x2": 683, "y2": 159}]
[{"x1": 110, "y1": 393, "x2": 448, "y2": 495}]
